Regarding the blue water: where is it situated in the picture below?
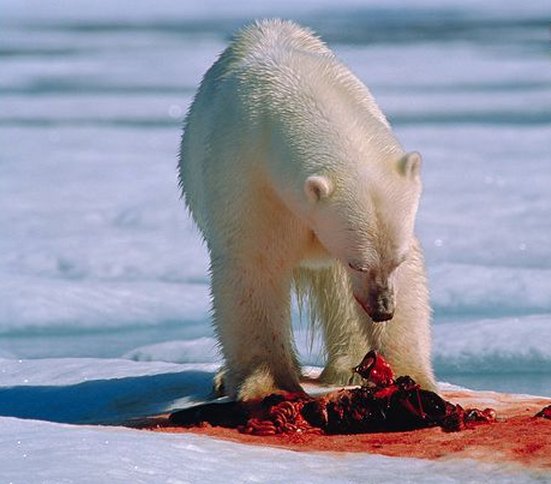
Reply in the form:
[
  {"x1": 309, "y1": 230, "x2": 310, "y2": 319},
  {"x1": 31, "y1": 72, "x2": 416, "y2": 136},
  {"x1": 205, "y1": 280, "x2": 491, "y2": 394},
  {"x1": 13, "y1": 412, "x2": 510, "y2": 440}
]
[{"x1": 1, "y1": 0, "x2": 551, "y2": 396}]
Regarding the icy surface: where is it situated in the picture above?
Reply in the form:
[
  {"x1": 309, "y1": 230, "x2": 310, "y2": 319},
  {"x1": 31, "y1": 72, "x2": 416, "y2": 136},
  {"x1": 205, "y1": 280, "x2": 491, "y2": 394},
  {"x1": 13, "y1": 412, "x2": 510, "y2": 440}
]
[
  {"x1": 1, "y1": 0, "x2": 550, "y2": 481},
  {"x1": 0, "y1": 360, "x2": 546, "y2": 483},
  {"x1": 2, "y1": 415, "x2": 543, "y2": 484}
]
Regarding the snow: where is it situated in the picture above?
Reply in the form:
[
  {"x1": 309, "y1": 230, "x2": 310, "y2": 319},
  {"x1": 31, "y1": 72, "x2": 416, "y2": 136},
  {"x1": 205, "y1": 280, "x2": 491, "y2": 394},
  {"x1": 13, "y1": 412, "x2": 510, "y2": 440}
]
[
  {"x1": 0, "y1": 359, "x2": 217, "y2": 424},
  {"x1": 0, "y1": 360, "x2": 545, "y2": 483},
  {"x1": 3, "y1": 416, "x2": 542, "y2": 484},
  {"x1": 1, "y1": 0, "x2": 550, "y2": 481}
]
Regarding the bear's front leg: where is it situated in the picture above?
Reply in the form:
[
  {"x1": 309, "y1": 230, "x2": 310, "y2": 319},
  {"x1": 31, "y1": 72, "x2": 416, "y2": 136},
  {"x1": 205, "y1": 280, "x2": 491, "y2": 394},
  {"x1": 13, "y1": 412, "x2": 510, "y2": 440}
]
[
  {"x1": 295, "y1": 264, "x2": 369, "y2": 387},
  {"x1": 210, "y1": 258, "x2": 302, "y2": 401},
  {"x1": 370, "y1": 240, "x2": 438, "y2": 392}
]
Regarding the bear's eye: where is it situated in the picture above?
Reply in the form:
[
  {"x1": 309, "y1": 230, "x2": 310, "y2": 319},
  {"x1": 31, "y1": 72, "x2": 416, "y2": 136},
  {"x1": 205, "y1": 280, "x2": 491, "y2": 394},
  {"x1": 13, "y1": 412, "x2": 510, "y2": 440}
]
[
  {"x1": 348, "y1": 262, "x2": 368, "y2": 273},
  {"x1": 390, "y1": 254, "x2": 408, "y2": 271}
]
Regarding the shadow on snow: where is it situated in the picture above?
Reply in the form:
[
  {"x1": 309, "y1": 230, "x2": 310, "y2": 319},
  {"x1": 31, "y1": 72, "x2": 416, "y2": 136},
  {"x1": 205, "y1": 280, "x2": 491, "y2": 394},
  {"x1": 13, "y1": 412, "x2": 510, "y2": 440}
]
[{"x1": 0, "y1": 370, "x2": 215, "y2": 425}]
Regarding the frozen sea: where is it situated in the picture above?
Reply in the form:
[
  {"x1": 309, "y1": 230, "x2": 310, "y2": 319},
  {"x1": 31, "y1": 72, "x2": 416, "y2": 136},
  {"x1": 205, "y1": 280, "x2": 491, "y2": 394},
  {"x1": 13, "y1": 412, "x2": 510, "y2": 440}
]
[{"x1": 1, "y1": 0, "x2": 550, "y2": 482}]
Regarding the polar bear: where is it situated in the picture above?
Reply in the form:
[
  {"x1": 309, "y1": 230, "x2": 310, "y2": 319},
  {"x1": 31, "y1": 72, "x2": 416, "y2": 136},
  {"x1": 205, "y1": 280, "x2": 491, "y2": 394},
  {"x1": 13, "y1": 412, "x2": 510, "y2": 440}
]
[{"x1": 179, "y1": 19, "x2": 436, "y2": 400}]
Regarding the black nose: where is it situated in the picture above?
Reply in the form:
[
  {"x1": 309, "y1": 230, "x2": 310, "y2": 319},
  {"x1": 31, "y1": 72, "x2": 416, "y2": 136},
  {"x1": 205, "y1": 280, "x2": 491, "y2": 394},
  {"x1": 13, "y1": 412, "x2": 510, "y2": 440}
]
[
  {"x1": 369, "y1": 294, "x2": 395, "y2": 322},
  {"x1": 370, "y1": 309, "x2": 394, "y2": 322}
]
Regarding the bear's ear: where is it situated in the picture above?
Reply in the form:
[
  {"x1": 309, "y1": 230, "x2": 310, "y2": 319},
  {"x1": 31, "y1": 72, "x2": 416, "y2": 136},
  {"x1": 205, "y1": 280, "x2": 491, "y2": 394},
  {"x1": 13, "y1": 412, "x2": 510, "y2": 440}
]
[
  {"x1": 397, "y1": 151, "x2": 422, "y2": 180},
  {"x1": 304, "y1": 175, "x2": 334, "y2": 203}
]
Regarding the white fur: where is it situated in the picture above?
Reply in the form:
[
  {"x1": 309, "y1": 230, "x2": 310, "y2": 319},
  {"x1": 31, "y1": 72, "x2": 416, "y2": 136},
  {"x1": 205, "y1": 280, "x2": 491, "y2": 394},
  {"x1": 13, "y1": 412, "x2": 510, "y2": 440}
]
[{"x1": 179, "y1": 19, "x2": 436, "y2": 400}]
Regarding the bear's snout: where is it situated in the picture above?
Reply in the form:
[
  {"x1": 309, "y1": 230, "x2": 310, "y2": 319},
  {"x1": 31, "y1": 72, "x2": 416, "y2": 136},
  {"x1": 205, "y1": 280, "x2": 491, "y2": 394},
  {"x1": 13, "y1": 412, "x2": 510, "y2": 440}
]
[
  {"x1": 353, "y1": 290, "x2": 395, "y2": 322},
  {"x1": 370, "y1": 305, "x2": 394, "y2": 322},
  {"x1": 370, "y1": 289, "x2": 395, "y2": 322}
]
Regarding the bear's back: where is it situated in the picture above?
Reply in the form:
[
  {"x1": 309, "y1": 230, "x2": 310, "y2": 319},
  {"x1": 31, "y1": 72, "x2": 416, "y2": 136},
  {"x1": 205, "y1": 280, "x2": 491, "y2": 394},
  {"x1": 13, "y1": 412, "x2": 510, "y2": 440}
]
[
  {"x1": 229, "y1": 20, "x2": 390, "y2": 133},
  {"x1": 230, "y1": 19, "x2": 334, "y2": 61},
  {"x1": 179, "y1": 19, "x2": 396, "y2": 232}
]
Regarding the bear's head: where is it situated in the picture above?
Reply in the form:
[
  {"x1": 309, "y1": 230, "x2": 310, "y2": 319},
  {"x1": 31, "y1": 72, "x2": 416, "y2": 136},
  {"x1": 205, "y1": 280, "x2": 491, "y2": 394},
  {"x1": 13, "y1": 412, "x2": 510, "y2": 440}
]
[{"x1": 304, "y1": 151, "x2": 423, "y2": 323}]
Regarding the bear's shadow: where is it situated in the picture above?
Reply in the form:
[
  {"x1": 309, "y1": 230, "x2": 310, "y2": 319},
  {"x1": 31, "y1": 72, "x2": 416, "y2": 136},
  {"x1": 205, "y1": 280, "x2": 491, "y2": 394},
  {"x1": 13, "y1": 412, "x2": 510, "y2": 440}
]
[{"x1": 0, "y1": 370, "x2": 215, "y2": 425}]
